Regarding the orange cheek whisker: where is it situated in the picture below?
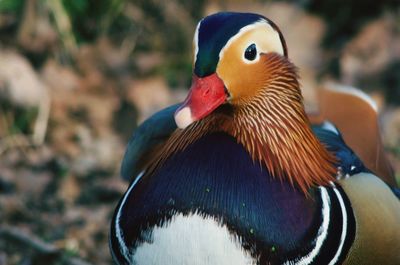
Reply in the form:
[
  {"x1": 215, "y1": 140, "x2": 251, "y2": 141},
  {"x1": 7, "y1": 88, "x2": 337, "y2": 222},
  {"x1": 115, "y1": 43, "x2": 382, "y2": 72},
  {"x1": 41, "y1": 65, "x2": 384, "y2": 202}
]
[{"x1": 147, "y1": 53, "x2": 336, "y2": 195}]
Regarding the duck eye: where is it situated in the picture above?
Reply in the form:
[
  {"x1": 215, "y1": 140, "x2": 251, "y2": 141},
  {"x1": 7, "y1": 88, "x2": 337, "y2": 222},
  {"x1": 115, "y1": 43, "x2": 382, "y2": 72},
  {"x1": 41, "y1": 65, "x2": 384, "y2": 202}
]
[{"x1": 244, "y1": 43, "x2": 257, "y2": 61}]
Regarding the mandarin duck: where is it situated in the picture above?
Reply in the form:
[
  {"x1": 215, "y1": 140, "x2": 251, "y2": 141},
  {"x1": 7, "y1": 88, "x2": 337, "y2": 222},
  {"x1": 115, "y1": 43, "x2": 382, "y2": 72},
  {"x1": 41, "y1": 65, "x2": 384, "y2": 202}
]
[{"x1": 110, "y1": 12, "x2": 400, "y2": 265}]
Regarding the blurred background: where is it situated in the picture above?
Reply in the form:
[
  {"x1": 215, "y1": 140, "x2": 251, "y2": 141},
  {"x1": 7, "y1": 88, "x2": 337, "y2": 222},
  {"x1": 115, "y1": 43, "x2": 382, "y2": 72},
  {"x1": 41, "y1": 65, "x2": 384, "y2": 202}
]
[{"x1": 0, "y1": 0, "x2": 399, "y2": 264}]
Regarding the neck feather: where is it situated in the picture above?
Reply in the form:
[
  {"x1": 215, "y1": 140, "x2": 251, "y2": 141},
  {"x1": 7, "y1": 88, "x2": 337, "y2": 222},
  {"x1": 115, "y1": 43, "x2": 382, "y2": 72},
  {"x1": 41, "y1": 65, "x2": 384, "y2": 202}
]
[
  {"x1": 230, "y1": 54, "x2": 337, "y2": 193},
  {"x1": 151, "y1": 55, "x2": 336, "y2": 193}
]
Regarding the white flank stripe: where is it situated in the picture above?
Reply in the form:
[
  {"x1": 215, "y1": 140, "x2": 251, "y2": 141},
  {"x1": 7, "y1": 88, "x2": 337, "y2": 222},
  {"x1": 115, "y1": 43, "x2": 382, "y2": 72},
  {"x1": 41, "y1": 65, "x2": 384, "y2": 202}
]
[
  {"x1": 328, "y1": 187, "x2": 348, "y2": 265},
  {"x1": 115, "y1": 170, "x2": 145, "y2": 262},
  {"x1": 284, "y1": 187, "x2": 331, "y2": 265}
]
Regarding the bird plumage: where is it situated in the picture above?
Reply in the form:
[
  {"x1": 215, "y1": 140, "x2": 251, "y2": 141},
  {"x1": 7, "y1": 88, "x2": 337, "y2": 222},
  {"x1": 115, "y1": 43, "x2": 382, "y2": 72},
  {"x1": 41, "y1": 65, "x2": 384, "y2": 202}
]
[
  {"x1": 309, "y1": 83, "x2": 396, "y2": 186},
  {"x1": 193, "y1": 12, "x2": 287, "y2": 77},
  {"x1": 120, "y1": 103, "x2": 180, "y2": 181},
  {"x1": 112, "y1": 131, "x2": 359, "y2": 265},
  {"x1": 110, "y1": 12, "x2": 400, "y2": 265}
]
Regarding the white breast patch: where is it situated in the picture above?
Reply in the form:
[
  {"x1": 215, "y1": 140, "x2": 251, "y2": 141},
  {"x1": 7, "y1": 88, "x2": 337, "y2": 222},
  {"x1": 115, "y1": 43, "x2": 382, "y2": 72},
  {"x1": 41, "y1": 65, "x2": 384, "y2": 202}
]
[{"x1": 132, "y1": 213, "x2": 256, "y2": 265}]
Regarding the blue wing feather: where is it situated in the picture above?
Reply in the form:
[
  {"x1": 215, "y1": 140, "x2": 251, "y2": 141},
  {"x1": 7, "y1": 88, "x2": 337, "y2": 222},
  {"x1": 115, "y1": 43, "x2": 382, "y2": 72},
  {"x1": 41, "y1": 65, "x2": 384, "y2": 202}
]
[
  {"x1": 121, "y1": 104, "x2": 370, "y2": 181},
  {"x1": 120, "y1": 104, "x2": 180, "y2": 181},
  {"x1": 312, "y1": 122, "x2": 368, "y2": 177}
]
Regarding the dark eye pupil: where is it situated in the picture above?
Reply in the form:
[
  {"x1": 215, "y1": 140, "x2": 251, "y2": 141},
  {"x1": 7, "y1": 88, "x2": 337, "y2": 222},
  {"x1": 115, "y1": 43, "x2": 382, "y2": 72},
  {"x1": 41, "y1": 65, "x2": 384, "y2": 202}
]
[{"x1": 244, "y1": 43, "x2": 257, "y2": 60}]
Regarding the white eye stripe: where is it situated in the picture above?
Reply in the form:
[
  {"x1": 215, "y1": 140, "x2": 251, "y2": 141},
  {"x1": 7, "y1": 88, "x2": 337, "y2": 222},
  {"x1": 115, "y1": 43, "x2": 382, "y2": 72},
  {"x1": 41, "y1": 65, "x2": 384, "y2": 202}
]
[
  {"x1": 219, "y1": 19, "x2": 284, "y2": 63},
  {"x1": 219, "y1": 20, "x2": 267, "y2": 63},
  {"x1": 193, "y1": 18, "x2": 284, "y2": 71}
]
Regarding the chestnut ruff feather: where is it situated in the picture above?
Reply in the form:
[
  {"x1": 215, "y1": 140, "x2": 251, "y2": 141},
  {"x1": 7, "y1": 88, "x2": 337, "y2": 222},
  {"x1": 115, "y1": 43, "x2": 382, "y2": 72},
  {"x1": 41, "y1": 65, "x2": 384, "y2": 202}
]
[{"x1": 147, "y1": 53, "x2": 337, "y2": 194}]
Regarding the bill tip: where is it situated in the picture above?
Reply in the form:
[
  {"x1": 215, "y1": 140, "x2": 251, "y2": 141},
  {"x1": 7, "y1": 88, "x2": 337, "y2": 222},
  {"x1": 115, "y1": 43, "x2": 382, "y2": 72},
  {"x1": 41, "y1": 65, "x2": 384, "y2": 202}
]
[{"x1": 175, "y1": 107, "x2": 194, "y2": 129}]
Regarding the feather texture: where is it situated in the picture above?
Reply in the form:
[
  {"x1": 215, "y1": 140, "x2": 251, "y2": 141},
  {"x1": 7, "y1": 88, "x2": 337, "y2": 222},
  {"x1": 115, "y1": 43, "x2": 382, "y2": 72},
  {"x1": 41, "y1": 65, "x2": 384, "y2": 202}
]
[{"x1": 147, "y1": 53, "x2": 336, "y2": 194}]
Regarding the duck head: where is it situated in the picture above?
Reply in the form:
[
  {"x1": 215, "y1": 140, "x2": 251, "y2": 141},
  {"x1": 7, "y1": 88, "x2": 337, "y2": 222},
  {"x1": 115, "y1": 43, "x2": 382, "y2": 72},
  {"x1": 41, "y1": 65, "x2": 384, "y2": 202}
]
[
  {"x1": 175, "y1": 12, "x2": 287, "y2": 128},
  {"x1": 171, "y1": 12, "x2": 336, "y2": 193}
]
